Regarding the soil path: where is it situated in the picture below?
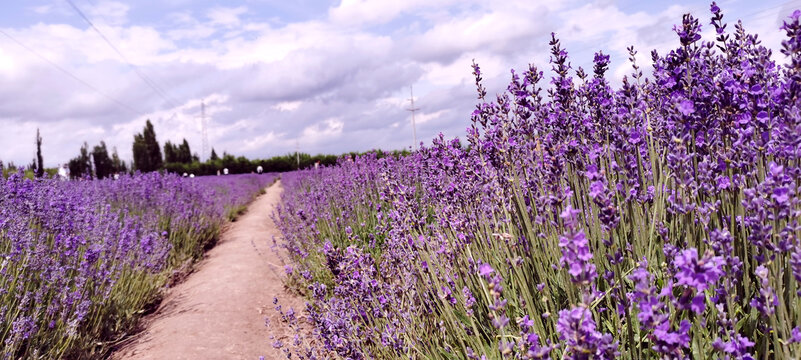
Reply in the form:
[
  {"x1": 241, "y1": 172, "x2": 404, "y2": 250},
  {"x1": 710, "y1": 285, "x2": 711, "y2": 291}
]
[{"x1": 114, "y1": 180, "x2": 304, "y2": 360}]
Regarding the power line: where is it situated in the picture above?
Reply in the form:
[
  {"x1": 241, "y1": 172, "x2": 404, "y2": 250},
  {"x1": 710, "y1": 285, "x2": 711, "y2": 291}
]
[
  {"x1": 0, "y1": 29, "x2": 141, "y2": 115},
  {"x1": 65, "y1": 0, "x2": 177, "y2": 106},
  {"x1": 64, "y1": 0, "x2": 181, "y2": 108}
]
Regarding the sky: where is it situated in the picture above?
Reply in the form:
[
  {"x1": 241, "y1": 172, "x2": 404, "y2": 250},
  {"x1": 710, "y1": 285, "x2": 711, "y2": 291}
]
[{"x1": 0, "y1": 0, "x2": 799, "y2": 167}]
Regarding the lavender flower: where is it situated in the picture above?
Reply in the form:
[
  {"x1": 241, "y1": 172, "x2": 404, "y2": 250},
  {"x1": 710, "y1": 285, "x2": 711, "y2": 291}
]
[
  {"x1": 272, "y1": 5, "x2": 801, "y2": 358},
  {"x1": 556, "y1": 306, "x2": 619, "y2": 359}
]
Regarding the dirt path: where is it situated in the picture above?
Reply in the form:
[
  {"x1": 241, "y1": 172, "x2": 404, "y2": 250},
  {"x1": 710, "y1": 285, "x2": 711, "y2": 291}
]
[{"x1": 114, "y1": 180, "x2": 305, "y2": 360}]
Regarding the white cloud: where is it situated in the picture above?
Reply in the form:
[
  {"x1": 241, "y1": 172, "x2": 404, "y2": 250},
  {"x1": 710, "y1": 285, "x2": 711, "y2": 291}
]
[
  {"x1": 0, "y1": 0, "x2": 793, "y2": 166},
  {"x1": 242, "y1": 131, "x2": 280, "y2": 151},
  {"x1": 88, "y1": 1, "x2": 131, "y2": 26},
  {"x1": 329, "y1": 0, "x2": 459, "y2": 26},
  {"x1": 302, "y1": 118, "x2": 344, "y2": 144},
  {"x1": 412, "y1": 3, "x2": 555, "y2": 63},
  {"x1": 415, "y1": 109, "x2": 448, "y2": 124},
  {"x1": 0, "y1": 47, "x2": 17, "y2": 76},
  {"x1": 167, "y1": 23, "x2": 218, "y2": 41},
  {"x1": 274, "y1": 101, "x2": 302, "y2": 112},
  {"x1": 381, "y1": 94, "x2": 407, "y2": 104},
  {"x1": 3, "y1": 23, "x2": 175, "y2": 68},
  {"x1": 207, "y1": 6, "x2": 248, "y2": 28},
  {"x1": 31, "y1": 5, "x2": 53, "y2": 15}
]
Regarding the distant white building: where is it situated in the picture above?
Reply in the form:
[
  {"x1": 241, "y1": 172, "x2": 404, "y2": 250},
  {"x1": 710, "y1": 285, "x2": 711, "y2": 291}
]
[{"x1": 57, "y1": 165, "x2": 68, "y2": 181}]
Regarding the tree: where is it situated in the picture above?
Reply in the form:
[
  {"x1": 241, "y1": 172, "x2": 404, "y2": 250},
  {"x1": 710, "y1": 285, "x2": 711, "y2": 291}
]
[
  {"x1": 163, "y1": 139, "x2": 192, "y2": 164},
  {"x1": 132, "y1": 134, "x2": 147, "y2": 171},
  {"x1": 210, "y1": 148, "x2": 219, "y2": 161},
  {"x1": 68, "y1": 142, "x2": 92, "y2": 179},
  {"x1": 92, "y1": 141, "x2": 113, "y2": 179},
  {"x1": 133, "y1": 120, "x2": 163, "y2": 172},
  {"x1": 163, "y1": 141, "x2": 177, "y2": 163},
  {"x1": 178, "y1": 139, "x2": 192, "y2": 163},
  {"x1": 35, "y1": 129, "x2": 44, "y2": 178},
  {"x1": 111, "y1": 146, "x2": 128, "y2": 174}
]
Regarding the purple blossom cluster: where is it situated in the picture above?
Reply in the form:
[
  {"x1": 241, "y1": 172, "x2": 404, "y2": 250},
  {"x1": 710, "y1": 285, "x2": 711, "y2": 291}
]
[
  {"x1": 275, "y1": 4, "x2": 801, "y2": 359},
  {"x1": 0, "y1": 172, "x2": 275, "y2": 358}
]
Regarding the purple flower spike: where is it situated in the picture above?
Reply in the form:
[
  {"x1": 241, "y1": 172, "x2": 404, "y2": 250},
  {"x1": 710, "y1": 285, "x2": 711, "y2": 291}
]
[
  {"x1": 478, "y1": 263, "x2": 495, "y2": 278},
  {"x1": 677, "y1": 99, "x2": 695, "y2": 116},
  {"x1": 674, "y1": 248, "x2": 724, "y2": 292},
  {"x1": 556, "y1": 306, "x2": 619, "y2": 359}
]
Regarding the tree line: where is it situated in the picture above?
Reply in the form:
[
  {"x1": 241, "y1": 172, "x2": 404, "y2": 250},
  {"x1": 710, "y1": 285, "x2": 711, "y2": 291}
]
[
  {"x1": 4, "y1": 120, "x2": 408, "y2": 179},
  {"x1": 67, "y1": 141, "x2": 128, "y2": 179}
]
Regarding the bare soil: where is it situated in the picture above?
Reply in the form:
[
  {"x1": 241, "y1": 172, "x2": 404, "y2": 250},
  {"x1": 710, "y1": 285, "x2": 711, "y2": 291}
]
[{"x1": 113, "y1": 181, "x2": 305, "y2": 360}]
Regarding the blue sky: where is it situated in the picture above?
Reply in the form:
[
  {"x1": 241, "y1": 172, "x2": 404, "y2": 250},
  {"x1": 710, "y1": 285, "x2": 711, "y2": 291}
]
[
  {"x1": 0, "y1": 0, "x2": 799, "y2": 167},
  {"x1": 0, "y1": 1, "x2": 332, "y2": 27}
]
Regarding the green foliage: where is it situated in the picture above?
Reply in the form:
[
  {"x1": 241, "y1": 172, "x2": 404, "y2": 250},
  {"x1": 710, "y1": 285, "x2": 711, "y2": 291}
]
[
  {"x1": 164, "y1": 152, "x2": 334, "y2": 176},
  {"x1": 163, "y1": 139, "x2": 193, "y2": 165},
  {"x1": 132, "y1": 120, "x2": 163, "y2": 173},
  {"x1": 68, "y1": 142, "x2": 93, "y2": 179},
  {"x1": 164, "y1": 149, "x2": 409, "y2": 176},
  {"x1": 92, "y1": 141, "x2": 113, "y2": 179},
  {"x1": 163, "y1": 141, "x2": 177, "y2": 163},
  {"x1": 0, "y1": 162, "x2": 57, "y2": 179},
  {"x1": 178, "y1": 139, "x2": 192, "y2": 163},
  {"x1": 3, "y1": 115, "x2": 409, "y2": 180},
  {"x1": 110, "y1": 147, "x2": 128, "y2": 174}
]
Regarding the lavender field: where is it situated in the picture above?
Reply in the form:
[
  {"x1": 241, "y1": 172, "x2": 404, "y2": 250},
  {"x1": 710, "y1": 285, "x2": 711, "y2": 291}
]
[
  {"x1": 275, "y1": 5, "x2": 801, "y2": 360},
  {"x1": 0, "y1": 172, "x2": 275, "y2": 358}
]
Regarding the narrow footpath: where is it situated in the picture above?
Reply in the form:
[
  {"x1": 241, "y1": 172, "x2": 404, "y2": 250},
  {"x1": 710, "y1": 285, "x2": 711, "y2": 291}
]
[{"x1": 114, "y1": 181, "x2": 305, "y2": 360}]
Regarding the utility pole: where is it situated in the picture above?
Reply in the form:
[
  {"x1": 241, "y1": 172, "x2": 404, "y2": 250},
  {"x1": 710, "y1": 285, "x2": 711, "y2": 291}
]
[
  {"x1": 201, "y1": 100, "x2": 209, "y2": 161},
  {"x1": 295, "y1": 140, "x2": 300, "y2": 170},
  {"x1": 407, "y1": 85, "x2": 420, "y2": 150}
]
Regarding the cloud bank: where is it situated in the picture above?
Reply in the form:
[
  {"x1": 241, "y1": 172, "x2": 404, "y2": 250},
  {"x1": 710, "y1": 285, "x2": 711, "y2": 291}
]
[{"x1": 0, "y1": 0, "x2": 794, "y2": 166}]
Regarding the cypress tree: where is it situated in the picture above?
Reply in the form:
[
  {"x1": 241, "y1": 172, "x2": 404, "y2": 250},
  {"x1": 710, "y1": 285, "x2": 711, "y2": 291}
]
[
  {"x1": 178, "y1": 139, "x2": 192, "y2": 164},
  {"x1": 111, "y1": 146, "x2": 127, "y2": 174},
  {"x1": 133, "y1": 120, "x2": 163, "y2": 172},
  {"x1": 68, "y1": 142, "x2": 92, "y2": 179},
  {"x1": 35, "y1": 129, "x2": 44, "y2": 177},
  {"x1": 133, "y1": 133, "x2": 148, "y2": 171},
  {"x1": 164, "y1": 141, "x2": 177, "y2": 163},
  {"x1": 92, "y1": 141, "x2": 113, "y2": 179}
]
